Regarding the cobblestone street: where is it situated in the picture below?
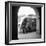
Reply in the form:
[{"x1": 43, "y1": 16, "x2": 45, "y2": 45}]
[{"x1": 18, "y1": 32, "x2": 41, "y2": 39}]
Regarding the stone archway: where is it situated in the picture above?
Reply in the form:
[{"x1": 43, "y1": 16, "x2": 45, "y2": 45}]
[{"x1": 18, "y1": 6, "x2": 36, "y2": 33}]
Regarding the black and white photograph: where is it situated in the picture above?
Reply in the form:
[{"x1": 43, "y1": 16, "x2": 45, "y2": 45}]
[
  {"x1": 18, "y1": 5, "x2": 41, "y2": 39},
  {"x1": 5, "y1": 1, "x2": 45, "y2": 45}
]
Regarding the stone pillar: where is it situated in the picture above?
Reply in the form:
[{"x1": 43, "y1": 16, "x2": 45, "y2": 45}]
[{"x1": 36, "y1": 19, "x2": 40, "y2": 34}]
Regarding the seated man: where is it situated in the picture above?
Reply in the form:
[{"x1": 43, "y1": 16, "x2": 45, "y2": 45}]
[{"x1": 20, "y1": 18, "x2": 32, "y2": 33}]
